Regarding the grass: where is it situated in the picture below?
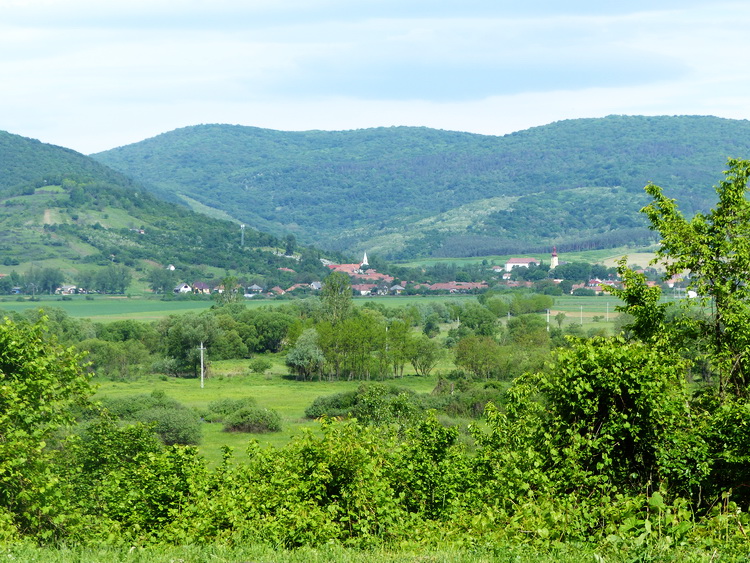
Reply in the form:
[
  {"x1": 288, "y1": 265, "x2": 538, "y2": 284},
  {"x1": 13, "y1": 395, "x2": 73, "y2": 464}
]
[{"x1": 1, "y1": 539, "x2": 734, "y2": 562}]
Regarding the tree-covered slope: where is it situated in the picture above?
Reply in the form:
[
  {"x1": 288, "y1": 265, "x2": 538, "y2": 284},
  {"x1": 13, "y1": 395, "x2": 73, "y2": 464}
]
[
  {"x1": 92, "y1": 116, "x2": 750, "y2": 259},
  {"x1": 0, "y1": 131, "x2": 329, "y2": 287}
]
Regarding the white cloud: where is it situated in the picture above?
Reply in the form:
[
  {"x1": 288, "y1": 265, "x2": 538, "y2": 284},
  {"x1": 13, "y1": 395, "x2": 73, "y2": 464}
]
[{"x1": 1, "y1": 1, "x2": 749, "y2": 152}]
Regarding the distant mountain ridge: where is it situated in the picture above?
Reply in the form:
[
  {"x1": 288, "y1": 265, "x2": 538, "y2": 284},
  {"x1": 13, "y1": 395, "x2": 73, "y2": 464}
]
[{"x1": 90, "y1": 116, "x2": 750, "y2": 259}]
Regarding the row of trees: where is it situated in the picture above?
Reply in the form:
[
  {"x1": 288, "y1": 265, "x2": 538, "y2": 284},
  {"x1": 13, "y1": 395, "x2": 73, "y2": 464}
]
[{"x1": 0, "y1": 264, "x2": 132, "y2": 295}]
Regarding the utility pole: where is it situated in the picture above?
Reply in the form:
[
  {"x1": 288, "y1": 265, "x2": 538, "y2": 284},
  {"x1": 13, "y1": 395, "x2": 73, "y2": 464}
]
[
  {"x1": 199, "y1": 341, "x2": 206, "y2": 388},
  {"x1": 546, "y1": 309, "x2": 550, "y2": 331}
]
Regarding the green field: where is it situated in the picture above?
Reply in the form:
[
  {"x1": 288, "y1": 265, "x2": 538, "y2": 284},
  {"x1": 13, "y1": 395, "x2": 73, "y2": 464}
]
[
  {"x1": 0, "y1": 295, "x2": 216, "y2": 321},
  {"x1": 0, "y1": 293, "x2": 479, "y2": 322}
]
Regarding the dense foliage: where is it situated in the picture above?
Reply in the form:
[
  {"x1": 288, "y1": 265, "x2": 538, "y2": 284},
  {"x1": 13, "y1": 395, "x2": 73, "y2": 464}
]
[{"x1": 6, "y1": 161, "x2": 750, "y2": 559}]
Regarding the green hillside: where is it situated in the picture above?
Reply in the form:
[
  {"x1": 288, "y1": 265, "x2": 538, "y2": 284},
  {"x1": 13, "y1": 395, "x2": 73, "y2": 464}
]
[
  {"x1": 92, "y1": 116, "x2": 750, "y2": 259},
  {"x1": 0, "y1": 131, "x2": 330, "y2": 291}
]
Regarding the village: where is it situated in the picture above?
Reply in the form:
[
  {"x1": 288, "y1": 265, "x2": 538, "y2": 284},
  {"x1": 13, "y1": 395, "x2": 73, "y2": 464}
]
[{"x1": 162, "y1": 248, "x2": 683, "y2": 299}]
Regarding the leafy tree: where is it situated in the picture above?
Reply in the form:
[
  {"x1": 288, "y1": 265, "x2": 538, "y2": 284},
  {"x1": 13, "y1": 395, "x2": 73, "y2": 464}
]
[
  {"x1": 95, "y1": 263, "x2": 132, "y2": 294},
  {"x1": 506, "y1": 314, "x2": 550, "y2": 347},
  {"x1": 38, "y1": 267, "x2": 64, "y2": 294},
  {"x1": 160, "y1": 312, "x2": 219, "y2": 376},
  {"x1": 147, "y1": 266, "x2": 178, "y2": 295},
  {"x1": 643, "y1": 158, "x2": 750, "y2": 398},
  {"x1": 457, "y1": 302, "x2": 497, "y2": 336},
  {"x1": 284, "y1": 233, "x2": 297, "y2": 255},
  {"x1": 407, "y1": 335, "x2": 443, "y2": 377},
  {"x1": 453, "y1": 335, "x2": 503, "y2": 378},
  {"x1": 554, "y1": 311, "x2": 566, "y2": 329},
  {"x1": 422, "y1": 313, "x2": 440, "y2": 338},
  {"x1": 286, "y1": 328, "x2": 325, "y2": 380},
  {"x1": 217, "y1": 275, "x2": 242, "y2": 305},
  {"x1": 321, "y1": 271, "x2": 353, "y2": 324},
  {"x1": 604, "y1": 257, "x2": 668, "y2": 341},
  {"x1": 0, "y1": 316, "x2": 92, "y2": 537}
]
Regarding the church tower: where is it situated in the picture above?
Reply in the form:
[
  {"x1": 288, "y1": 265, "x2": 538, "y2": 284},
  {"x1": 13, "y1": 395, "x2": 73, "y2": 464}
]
[
  {"x1": 361, "y1": 252, "x2": 369, "y2": 268},
  {"x1": 550, "y1": 246, "x2": 559, "y2": 269}
]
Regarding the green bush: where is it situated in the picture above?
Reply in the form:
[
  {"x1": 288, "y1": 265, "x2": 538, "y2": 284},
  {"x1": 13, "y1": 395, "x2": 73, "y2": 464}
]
[
  {"x1": 305, "y1": 384, "x2": 422, "y2": 426},
  {"x1": 249, "y1": 357, "x2": 273, "y2": 374},
  {"x1": 423, "y1": 379, "x2": 509, "y2": 418},
  {"x1": 305, "y1": 390, "x2": 358, "y2": 419},
  {"x1": 204, "y1": 397, "x2": 257, "y2": 422},
  {"x1": 135, "y1": 407, "x2": 202, "y2": 446},
  {"x1": 102, "y1": 390, "x2": 202, "y2": 445},
  {"x1": 101, "y1": 391, "x2": 182, "y2": 419},
  {"x1": 224, "y1": 406, "x2": 281, "y2": 433}
]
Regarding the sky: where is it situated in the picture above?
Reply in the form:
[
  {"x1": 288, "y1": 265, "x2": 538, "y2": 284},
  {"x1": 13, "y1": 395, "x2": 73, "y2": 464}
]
[{"x1": 2, "y1": 0, "x2": 750, "y2": 154}]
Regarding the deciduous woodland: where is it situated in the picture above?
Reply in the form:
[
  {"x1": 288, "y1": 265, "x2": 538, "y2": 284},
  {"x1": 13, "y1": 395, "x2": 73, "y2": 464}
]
[{"x1": 5, "y1": 162, "x2": 750, "y2": 561}]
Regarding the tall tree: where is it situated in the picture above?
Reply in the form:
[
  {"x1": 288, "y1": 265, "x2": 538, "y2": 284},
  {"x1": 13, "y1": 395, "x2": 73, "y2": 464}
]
[
  {"x1": 643, "y1": 158, "x2": 750, "y2": 398},
  {"x1": 320, "y1": 271, "x2": 353, "y2": 325}
]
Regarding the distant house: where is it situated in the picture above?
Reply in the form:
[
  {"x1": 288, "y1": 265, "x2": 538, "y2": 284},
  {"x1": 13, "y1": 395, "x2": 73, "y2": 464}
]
[
  {"x1": 247, "y1": 284, "x2": 264, "y2": 294},
  {"x1": 56, "y1": 285, "x2": 77, "y2": 295},
  {"x1": 192, "y1": 282, "x2": 211, "y2": 295},
  {"x1": 390, "y1": 284, "x2": 405, "y2": 295},
  {"x1": 504, "y1": 258, "x2": 540, "y2": 272},
  {"x1": 174, "y1": 283, "x2": 192, "y2": 294},
  {"x1": 285, "y1": 283, "x2": 308, "y2": 293},
  {"x1": 270, "y1": 286, "x2": 286, "y2": 295},
  {"x1": 352, "y1": 283, "x2": 377, "y2": 296},
  {"x1": 309, "y1": 281, "x2": 323, "y2": 291}
]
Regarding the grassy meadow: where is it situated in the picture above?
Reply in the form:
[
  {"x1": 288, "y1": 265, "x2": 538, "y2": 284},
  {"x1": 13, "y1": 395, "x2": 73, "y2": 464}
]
[{"x1": 93, "y1": 357, "x2": 446, "y2": 466}]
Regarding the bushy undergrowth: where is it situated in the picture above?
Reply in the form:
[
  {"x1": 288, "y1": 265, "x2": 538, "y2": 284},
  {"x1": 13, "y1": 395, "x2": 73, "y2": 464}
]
[
  {"x1": 305, "y1": 379, "x2": 508, "y2": 422},
  {"x1": 203, "y1": 397, "x2": 257, "y2": 422},
  {"x1": 224, "y1": 406, "x2": 281, "y2": 433},
  {"x1": 100, "y1": 390, "x2": 201, "y2": 445}
]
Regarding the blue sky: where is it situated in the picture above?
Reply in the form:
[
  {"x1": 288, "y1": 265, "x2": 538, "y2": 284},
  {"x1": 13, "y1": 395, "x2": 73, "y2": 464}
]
[{"x1": 1, "y1": 0, "x2": 748, "y2": 153}]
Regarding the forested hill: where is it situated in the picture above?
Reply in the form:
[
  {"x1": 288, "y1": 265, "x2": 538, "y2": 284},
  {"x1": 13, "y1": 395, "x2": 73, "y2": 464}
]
[
  {"x1": 91, "y1": 116, "x2": 750, "y2": 259},
  {"x1": 0, "y1": 131, "x2": 330, "y2": 287}
]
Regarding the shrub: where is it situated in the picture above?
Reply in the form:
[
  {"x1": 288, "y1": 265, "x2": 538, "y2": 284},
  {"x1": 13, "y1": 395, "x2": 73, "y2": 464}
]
[
  {"x1": 305, "y1": 384, "x2": 422, "y2": 426},
  {"x1": 102, "y1": 391, "x2": 182, "y2": 419},
  {"x1": 204, "y1": 397, "x2": 257, "y2": 422},
  {"x1": 305, "y1": 390, "x2": 358, "y2": 419},
  {"x1": 249, "y1": 357, "x2": 273, "y2": 375},
  {"x1": 102, "y1": 390, "x2": 202, "y2": 445},
  {"x1": 224, "y1": 406, "x2": 281, "y2": 433},
  {"x1": 135, "y1": 407, "x2": 202, "y2": 445}
]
